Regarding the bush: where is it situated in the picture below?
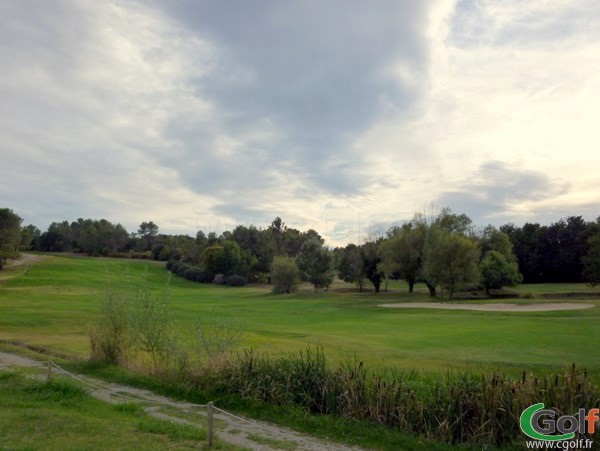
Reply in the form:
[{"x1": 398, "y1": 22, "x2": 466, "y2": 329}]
[
  {"x1": 255, "y1": 272, "x2": 270, "y2": 284},
  {"x1": 89, "y1": 282, "x2": 133, "y2": 364},
  {"x1": 270, "y1": 256, "x2": 300, "y2": 294},
  {"x1": 226, "y1": 274, "x2": 246, "y2": 286},
  {"x1": 89, "y1": 272, "x2": 182, "y2": 370},
  {"x1": 213, "y1": 274, "x2": 225, "y2": 285},
  {"x1": 194, "y1": 271, "x2": 210, "y2": 283}
]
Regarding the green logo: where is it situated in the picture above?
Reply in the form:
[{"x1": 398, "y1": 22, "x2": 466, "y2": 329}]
[{"x1": 520, "y1": 403, "x2": 577, "y2": 441}]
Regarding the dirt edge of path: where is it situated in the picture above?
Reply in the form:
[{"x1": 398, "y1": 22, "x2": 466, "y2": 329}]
[{"x1": 0, "y1": 350, "x2": 360, "y2": 451}]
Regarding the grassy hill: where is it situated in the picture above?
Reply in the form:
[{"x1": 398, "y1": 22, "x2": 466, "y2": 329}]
[{"x1": 2, "y1": 254, "x2": 600, "y2": 379}]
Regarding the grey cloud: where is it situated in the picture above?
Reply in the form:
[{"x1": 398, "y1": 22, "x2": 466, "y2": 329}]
[
  {"x1": 435, "y1": 161, "x2": 571, "y2": 224},
  {"x1": 152, "y1": 0, "x2": 431, "y2": 196},
  {"x1": 449, "y1": 0, "x2": 600, "y2": 48}
]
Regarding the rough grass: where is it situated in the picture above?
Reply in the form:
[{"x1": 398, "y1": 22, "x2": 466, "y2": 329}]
[
  {"x1": 0, "y1": 370, "x2": 236, "y2": 450},
  {"x1": 1, "y1": 255, "x2": 600, "y2": 379}
]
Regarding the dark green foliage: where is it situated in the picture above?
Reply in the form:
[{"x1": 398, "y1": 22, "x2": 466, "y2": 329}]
[
  {"x1": 200, "y1": 240, "x2": 242, "y2": 278},
  {"x1": 423, "y1": 228, "x2": 480, "y2": 300},
  {"x1": 501, "y1": 216, "x2": 596, "y2": 283},
  {"x1": 337, "y1": 243, "x2": 365, "y2": 290},
  {"x1": 361, "y1": 241, "x2": 383, "y2": 292},
  {"x1": 378, "y1": 221, "x2": 426, "y2": 292},
  {"x1": 137, "y1": 221, "x2": 159, "y2": 239},
  {"x1": 480, "y1": 250, "x2": 522, "y2": 294},
  {"x1": 226, "y1": 274, "x2": 247, "y2": 286},
  {"x1": 297, "y1": 238, "x2": 333, "y2": 292},
  {"x1": 583, "y1": 232, "x2": 600, "y2": 286},
  {"x1": 20, "y1": 224, "x2": 41, "y2": 251},
  {"x1": 0, "y1": 208, "x2": 23, "y2": 268},
  {"x1": 166, "y1": 260, "x2": 211, "y2": 284}
]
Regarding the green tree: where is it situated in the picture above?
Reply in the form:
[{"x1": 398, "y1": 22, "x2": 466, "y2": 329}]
[
  {"x1": 270, "y1": 256, "x2": 300, "y2": 293},
  {"x1": 433, "y1": 208, "x2": 474, "y2": 235},
  {"x1": 21, "y1": 224, "x2": 40, "y2": 251},
  {"x1": 0, "y1": 208, "x2": 23, "y2": 269},
  {"x1": 583, "y1": 232, "x2": 600, "y2": 286},
  {"x1": 337, "y1": 243, "x2": 365, "y2": 291},
  {"x1": 479, "y1": 250, "x2": 522, "y2": 294},
  {"x1": 200, "y1": 240, "x2": 242, "y2": 278},
  {"x1": 138, "y1": 221, "x2": 159, "y2": 238},
  {"x1": 297, "y1": 238, "x2": 334, "y2": 292},
  {"x1": 423, "y1": 228, "x2": 480, "y2": 300},
  {"x1": 478, "y1": 226, "x2": 522, "y2": 293},
  {"x1": 361, "y1": 241, "x2": 383, "y2": 293},
  {"x1": 269, "y1": 217, "x2": 288, "y2": 256},
  {"x1": 378, "y1": 222, "x2": 426, "y2": 292}
]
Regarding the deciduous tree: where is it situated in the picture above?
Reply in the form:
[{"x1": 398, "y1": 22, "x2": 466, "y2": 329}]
[
  {"x1": 479, "y1": 250, "x2": 522, "y2": 294},
  {"x1": 423, "y1": 228, "x2": 480, "y2": 300},
  {"x1": 583, "y1": 232, "x2": 600, "y2": 286},
  {"x1": 337, "y1": 243, "x2": 365, "y2": 291},
  {"x1": 297, "y1": 238, "x2": 333, "y2": 292},
  {"x1": 0, "y1": 208, "x2": 23, "y2": 269}
]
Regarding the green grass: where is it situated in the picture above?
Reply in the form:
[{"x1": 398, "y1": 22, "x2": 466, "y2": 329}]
[
  {"x1": 1, "y1": 255, "x2": 600, "y2": 379},
  {"x1": 513, "y1": 282, "x2": 600, "y2": 293},
  {"x1": 0, "y1": 370, "x2": 237, "y2": 450}
]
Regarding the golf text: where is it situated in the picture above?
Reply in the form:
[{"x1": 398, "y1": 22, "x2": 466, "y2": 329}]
[{"x1": 520, "y1": 403, "x2": 599, "y2": 441}]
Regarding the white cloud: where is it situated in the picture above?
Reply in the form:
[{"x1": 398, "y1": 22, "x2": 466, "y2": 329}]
[
  {"x1": 350, "y1": 0, "x2": 600, "y2": 232},
  {"x1": 1, "y1": 0, "x2": 598, "y2": 246}
]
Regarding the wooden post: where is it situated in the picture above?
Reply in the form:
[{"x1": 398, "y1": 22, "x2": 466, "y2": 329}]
[
  {"x1": 207, "y1": 402, "x2": 214, "y2": 447},
  {"x1": 46, "y1": 361, "x2": 52, "y2": 382}
]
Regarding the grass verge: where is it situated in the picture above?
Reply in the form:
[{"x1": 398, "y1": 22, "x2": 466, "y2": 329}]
[{"x1": 0, "y1": 369, "x2": 238, "y2": 450}]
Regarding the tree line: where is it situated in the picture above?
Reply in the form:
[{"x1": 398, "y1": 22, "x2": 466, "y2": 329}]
[{"x1": 2, "y1": 207, "x2": 600, "y2": 294}]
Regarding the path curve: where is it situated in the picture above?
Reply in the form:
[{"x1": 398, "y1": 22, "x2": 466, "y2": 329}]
[
  {"x1": 379, "y1": 302, "x2": 595, "y2": 312},
  {"x1": 0, "y1": 351, "x2": 360, "y2": 451}
]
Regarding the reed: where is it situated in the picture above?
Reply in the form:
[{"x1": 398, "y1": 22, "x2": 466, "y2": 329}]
[{"x1": 186, "y1": 347, "x2": 599, "y2": 446}]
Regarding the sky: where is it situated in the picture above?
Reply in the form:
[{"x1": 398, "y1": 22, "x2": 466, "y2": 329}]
[{"x1": 1, "y1": 0, "x2": 599, "y2": 246}]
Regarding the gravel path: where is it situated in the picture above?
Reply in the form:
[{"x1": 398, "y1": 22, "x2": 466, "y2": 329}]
[{"x1": 0, "y1": 351, "x2": 361, "y2": 451}]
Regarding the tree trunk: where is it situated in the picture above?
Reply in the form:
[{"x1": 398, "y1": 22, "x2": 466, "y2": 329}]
[
  {"x1": 425, "y1": 280, "x2": 436, "y2": 297},
  {"x1": 408, "y1": 279, "x2": 415, "y2": 293}
]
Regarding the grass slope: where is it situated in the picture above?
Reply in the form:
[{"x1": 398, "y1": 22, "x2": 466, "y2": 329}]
[
  {"x1": 1, "y1": 255, "x2": 600, "y2": 378},
  {"x1": 0, "y1": 370, "x2": 234, "y2": 450}
]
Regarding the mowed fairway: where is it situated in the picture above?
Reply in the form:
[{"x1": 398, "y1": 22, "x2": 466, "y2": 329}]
[{"x1": 2, "y1": 255, "x2": 600, "y2": 378}]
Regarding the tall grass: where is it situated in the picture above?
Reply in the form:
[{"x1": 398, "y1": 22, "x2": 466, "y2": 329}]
[{"x1": 185, "y1": 347, "x2": 599, "y2": 447}]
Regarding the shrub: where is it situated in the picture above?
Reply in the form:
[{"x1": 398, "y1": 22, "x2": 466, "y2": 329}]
[
  {"x1": 226, "y1": 274, "x2": 246, "y2": 286},
  {"x1": 270, "y1": 256, "x2": 300, "y2": 294},
  {"x1": 255, "y1": 272, "x2": 270, "y2": 284},
  {"x1": 89, "y1": 282, "x2": 133, "y2": 364},
  {"x1": 213, "y1": 274, "x2": 225, "y2": 285},
  {"x1": 89, "y1": 272, "x2": 182, "y2": 371}
]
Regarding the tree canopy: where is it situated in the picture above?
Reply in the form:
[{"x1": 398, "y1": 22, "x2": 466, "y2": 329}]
[{"x1": 0, "y1": 208, "x2": 22, "y2": 269}]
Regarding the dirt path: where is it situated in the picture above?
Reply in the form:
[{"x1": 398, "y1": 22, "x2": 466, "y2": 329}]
[
  {"x1": 0, "y1": 351, "x2": 360, "y2": 451},
  {"x1": 379, "y1": 302, "x2": 595, "y2": 312},
  {"x1": 4, "y1": 253, "x2": 48, "y2": 269}
]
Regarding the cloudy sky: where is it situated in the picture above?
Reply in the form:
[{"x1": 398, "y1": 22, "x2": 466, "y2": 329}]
[{"x1": 1, "y1": 0, "x2": 599, "y2": 245}]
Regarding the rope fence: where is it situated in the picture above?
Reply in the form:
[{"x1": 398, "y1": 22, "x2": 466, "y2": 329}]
[{"x1": 19, "y1": 357, "x2": 344, "y2": 450}]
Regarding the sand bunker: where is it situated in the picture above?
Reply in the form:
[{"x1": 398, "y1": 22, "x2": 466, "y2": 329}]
[{"x1": 379, "y1": 302, "x2": 595, "y2": 312}]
